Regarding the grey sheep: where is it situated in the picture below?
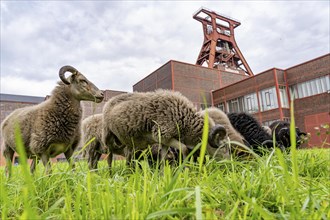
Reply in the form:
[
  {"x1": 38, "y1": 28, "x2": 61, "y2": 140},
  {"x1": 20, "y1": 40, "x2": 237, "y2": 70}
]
[
  {"x1": 81, "y1": 114, "x2": 110, "y2": 171},
  {"x1": 81, "y1": 113, "x2": 178, "y2": 171},
  {"x1": 102, "y1": 90, "x2": 227, "y2": 169},
  {"x1": 1, "y1": 65, "x2": 104, "y2": 176},
  {"x1": 199, "y1": 107, "x2": 248, "y2": 158}
]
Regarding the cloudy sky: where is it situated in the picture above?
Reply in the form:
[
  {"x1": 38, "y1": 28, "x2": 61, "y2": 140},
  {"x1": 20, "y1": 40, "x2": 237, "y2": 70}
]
[{"x1": 1, "y1": 1, "x2": 329, "y2": 97}]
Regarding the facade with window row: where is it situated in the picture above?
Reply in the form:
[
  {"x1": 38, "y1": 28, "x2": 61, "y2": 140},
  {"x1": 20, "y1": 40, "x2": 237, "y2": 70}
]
[
  {"x1": 134, "y1": 54, "x2": 329, "y2": 148},
  {"x1": 212, "y1": 54, "x2": 329, "y2": 147}
]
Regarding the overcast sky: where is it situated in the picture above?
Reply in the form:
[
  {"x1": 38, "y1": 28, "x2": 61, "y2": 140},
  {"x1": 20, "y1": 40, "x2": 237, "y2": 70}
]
[{"x1": 1, "y1": 1, "x2": 329, "y2": 97}]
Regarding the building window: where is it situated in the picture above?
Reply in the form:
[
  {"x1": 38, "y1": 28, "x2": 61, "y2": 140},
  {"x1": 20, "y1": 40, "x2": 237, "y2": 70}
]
[
  {"x1": 246, "y1": 97, "x2": 252, "y2": 110},
  {"x1": 279, "y1": 86, "x2": 289, "y2": 108},
  {"x1": 263, "y1": 119, "x2": 279, "y2": 127},
  {"x1": 216, "y1": 102, "x2": 225, "y2": 112},
  {"x1": 259, "y1": 87, "x2": 278, "y2": 111},
  {"x1": 265, "y1": 92, "x2": 271, "y2": 106},
  {"x1": 283, "y1": 117, "x2": 290, "y2": 122},
  {"x1": 243, "y1": 93, "x2": 259, "y2": 113},
  {"x1": 227, "y1": 97, "x2": 244, "y2": 113},
  {"x1": 226, "y1": 94, "x2": 258, "y2": 113},
  {"x1": 227, "y1": 98, "x2": 239, "y2": 113},
  {"x1": 290, "y1": 75, "x2": 330, "y2": 99}
]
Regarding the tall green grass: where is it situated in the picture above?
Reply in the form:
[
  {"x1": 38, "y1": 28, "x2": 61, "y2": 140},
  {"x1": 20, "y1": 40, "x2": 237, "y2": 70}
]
[
  {"x1": 1, "y1": 106, "x2": 329, "y2": 219},
  {"x1": 1, "y1": 146, "x2": 329, "y2": 219}
]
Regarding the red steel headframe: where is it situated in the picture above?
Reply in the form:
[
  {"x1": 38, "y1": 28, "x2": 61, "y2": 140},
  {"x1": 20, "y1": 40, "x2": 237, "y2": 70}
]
[{"x1": 193, "y1": 7, "x2": 254, "y2": 76}]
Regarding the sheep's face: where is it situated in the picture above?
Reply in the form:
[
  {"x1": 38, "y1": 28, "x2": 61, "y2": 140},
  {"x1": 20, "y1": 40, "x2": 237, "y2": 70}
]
[
  {"x1": 277, "y1": 127, "x2": 307, "y2": 148},
  {"x1": 69, "y1": 73, "x2": 104, "y2": 103},
  {"x1": 206, "y1": 142, "x2": 231, "y2": 160},
  {"x1": 295, "y1": 128, "x2": 308, "y2": 147},
  {"x1": 206, "y1": 124, "x2": 232, "y2": 159}
]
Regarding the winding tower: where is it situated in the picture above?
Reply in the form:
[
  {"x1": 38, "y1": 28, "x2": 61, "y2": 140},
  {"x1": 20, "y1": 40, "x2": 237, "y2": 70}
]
[{"x1": 193, "y1": 7, "x2": 253, "y2": 76}]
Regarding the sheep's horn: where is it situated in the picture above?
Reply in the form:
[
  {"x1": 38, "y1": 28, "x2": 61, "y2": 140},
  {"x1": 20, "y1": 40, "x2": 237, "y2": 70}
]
[
  {"x1": 261, "y1": 140, "x2": 274, "y2": 148},
  {"x1": 59, "y1": 65, "x2": 79, "y2": 85},
  {"x1": 208, "y1": 124, "x2": 226, "y2": 148},
  {"x1": 278, "y1": 128, "x2": 290, "y2": 137},
  {"x1": 296, "y1": 128, "x2": 307, "y2": 136}
]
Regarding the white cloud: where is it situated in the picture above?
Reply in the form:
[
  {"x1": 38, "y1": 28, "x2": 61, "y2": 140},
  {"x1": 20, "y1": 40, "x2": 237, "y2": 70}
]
[
  {"x1": 1, "y1": 1, "x2": 329, "y2": 96},
  {"x1": 0, "y1": 76, "x2": 55, "y2": 96}
]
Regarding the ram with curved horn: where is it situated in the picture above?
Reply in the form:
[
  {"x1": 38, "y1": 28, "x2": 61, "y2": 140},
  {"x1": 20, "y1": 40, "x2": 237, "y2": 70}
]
[{"x1": 1, "y1": 65, "x2": 104, "y2": 176}]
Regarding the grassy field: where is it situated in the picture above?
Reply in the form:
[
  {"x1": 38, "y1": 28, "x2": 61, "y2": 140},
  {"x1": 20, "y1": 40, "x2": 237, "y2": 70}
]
[{"x1": 1, "y1": 146, "x2": 329, "y2": 219}]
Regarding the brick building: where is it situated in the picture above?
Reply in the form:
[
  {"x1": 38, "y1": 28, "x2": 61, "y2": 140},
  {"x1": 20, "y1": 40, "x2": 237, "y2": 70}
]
[
  {"x1": 134, "y1": 54, "x2": 330, "y2": 148},
  {"x1": 133, "y1": 60, "x2": 249, "y2": 109},
  {"x1": 212, "y1": 54, "x2": 329, "y2": 148}
]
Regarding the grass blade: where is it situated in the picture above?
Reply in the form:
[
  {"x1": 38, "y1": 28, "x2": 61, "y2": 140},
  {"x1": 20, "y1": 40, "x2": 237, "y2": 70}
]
[
  {"x1": 195, "y1": 186, "x2": 202, "y2": 220},
  {"x1": 199, "y1": 110, "x2": 209, "y2": 172}
]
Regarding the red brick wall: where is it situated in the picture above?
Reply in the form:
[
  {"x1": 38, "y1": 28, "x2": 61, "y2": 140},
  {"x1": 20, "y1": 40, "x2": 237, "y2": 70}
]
[
  {"x1": 293, "y1": 93, "x2": 329, "y2": 135},
  {"x1": 172, "y1": 61, "x2": 220, "y2": 107},
  {"x1": 133, "y1": 60, "x2": 249, "y2": 109},
  {"x1": 304, "y1": 112, "x2": 330, "y2": 148},
  {"x1": 133, "y1": 61, "x2": 172, "y2": 92},
  {"x1": 286, "y1": 54, "x2": 330, "y2": 84}
]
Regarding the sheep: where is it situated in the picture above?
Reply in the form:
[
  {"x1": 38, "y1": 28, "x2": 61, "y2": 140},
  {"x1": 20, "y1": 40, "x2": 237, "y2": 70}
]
[
  {"x1": 82, "y1": 112, "x2": 179, "y2": 172},
  {"x1": 102, "y1": 90, "x2": 228, "y2": 170},
  {"x1": 81, "y1": 114, "x2": 110, "y2": 171},
  {"x1": 227, "y1": 112, "x2": 283, "y2": 154},
  {"x1": 198, "y1": 107, "x2": 248, "y2": 158},
  {"x1": 1, "y1": 65, "x2": 104, "y2": 176},
  {"x1": 269, "y1": 120, "x2": 307, "y2": 149}
]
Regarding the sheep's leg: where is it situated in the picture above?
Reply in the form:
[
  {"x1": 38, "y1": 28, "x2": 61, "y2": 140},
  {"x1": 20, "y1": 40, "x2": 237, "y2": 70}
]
[
  {"x1": 89, "y1": 152, "x2": 102, "y2": 171},
  {"x1": 64, "y1": 147, "x2": 75, "y2": 170},
  {"x1": 30, "y1": 156, "x2": 39, "y2": 173},
  {"x1": 107, "y1": 152, "x2": 113, "y2": 174},
  {"x1": 160, "y1": 145, "x2": 170, "y2": 169},
  {"x1": 165, "y1": 138, "x2": 188, "y2": 161},
  {"x1": 41, "y1": 154, "x2": 51, "y2": 175},
  {"x1": 126, "y1": 150, "x2": 133, "y2": 167},
  {"x1": 4, "y1": 145, "x2": 14, "y2": 177}
]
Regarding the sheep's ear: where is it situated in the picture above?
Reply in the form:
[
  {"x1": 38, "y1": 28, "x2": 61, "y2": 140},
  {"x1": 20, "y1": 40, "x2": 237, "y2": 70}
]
[
  {"x1": 69, "y1": 72, "x2": 79, "y2": 82},
  {"x1": 295, "y1": 127, "x2": 306, "y2": 136},
  {"x1": 208, "y1": 124, "x2": 226, "y2": 148}
]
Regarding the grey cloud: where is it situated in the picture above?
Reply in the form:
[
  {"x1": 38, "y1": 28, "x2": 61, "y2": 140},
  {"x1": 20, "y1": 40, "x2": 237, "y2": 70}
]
[{"x1": 1, "y1": 1, "x2": 329, "y2": 96}]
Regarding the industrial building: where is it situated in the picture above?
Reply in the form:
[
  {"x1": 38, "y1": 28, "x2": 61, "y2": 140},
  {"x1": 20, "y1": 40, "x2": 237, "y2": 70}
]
[
  {"x1": 212, "y1": 54, "x2": 329, "y2": 147},
  {"x1": 0, "y1": 7, "x2": 329, "y2": 166},
  {"x1": 133, "y1": 8, "x2": 330, "y2": 148}
]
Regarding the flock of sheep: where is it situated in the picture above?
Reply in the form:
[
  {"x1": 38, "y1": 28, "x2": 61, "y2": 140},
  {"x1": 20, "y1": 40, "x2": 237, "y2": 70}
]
[{"x1": 1, "y1": 65, "x2": 307, "y2": 177}]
